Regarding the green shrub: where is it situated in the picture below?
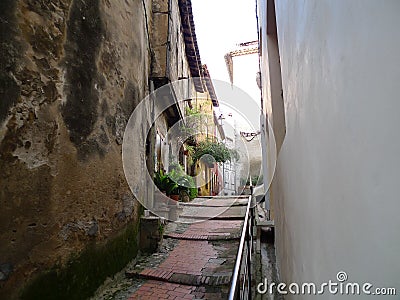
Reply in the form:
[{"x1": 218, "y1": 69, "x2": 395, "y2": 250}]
[
  {"x1": 192, "y1": 140, "x2": 239, "y2": 164},
  {"x1": 168, "y1": 163, "x2": 197, "y2": 199}
]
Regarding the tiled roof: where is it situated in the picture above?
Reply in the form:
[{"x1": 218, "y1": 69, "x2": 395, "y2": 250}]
[
  {"x1": 178, "y1": 0, "x2": 204, "y2": 92},
  {"x1": 202, "y1": 64, "x2": 219, "y2": 107}
]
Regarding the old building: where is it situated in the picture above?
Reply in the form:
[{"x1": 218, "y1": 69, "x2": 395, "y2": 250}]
[
  {"x1": 145, "y1": 0, "x2": 203, "y2": 211},
  {"x1": 0, "y1": 1, "x2": 152, "y2": 298},
  {"x1": 0, "y1": 0, "x2": 208, "y2": 298},
  {"x1": 188, "y1": 65, "x2": 225, "y2": 196}
]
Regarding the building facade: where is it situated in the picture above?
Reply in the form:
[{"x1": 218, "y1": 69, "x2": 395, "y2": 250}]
[
  {"x1": 258, "y1": 0, "x2": 400, "y2": 298},
  {"x1": 0, "y1": 0, "x2": 208, "y2": 298}
]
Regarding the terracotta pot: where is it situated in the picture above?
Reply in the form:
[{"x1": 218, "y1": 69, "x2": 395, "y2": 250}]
[{"x1": 170, "y1": 194, "x2": 179, "y2": 201}]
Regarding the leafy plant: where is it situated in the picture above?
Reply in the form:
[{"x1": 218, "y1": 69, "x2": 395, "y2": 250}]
[
  {"x1": 168, "y1": 163, "x2": 198, "y2": 199},
  {"x1": 192, "y1": 140, "x2": 239, "y2": 165},
  {"x1": 154, "y1": 169, "x2": 178, "y2": 196},
  {"x1": 182, "y1": 145, "x2": 195, "y2": 165},
  {"x1": 181, "y1": 107, "x2": 202, "y2": 137},
  {"x1": 185, "y1": 145, "x2": 195, "y2": 156},
  {"x1": 188, "y1": 184, "x2": 198, "y2": 199},
  {"x1": 229, "y1": 148, "x2": 240, "y2": 162},
  {"x1": 185, "y1": 106, "x2": 201, "y2": 116},
  {"x1": 158, "y1": 223, "x2": 165, "y2": 236},
  {"x1": 241, "y1": 177, "x2": 251, "y2": 186},
  {"x1": 252, "y1": 175, "x2": 263, "y2": 186},
  {"x1": 154, "y1": 169, "x2": 168, "y2": 190},
  {"x1": 240, "y1": 175, "x2": 263, "y2": 186},
  {"x1": 181, "y1": 107, "x2": 213, "y2": 143}
]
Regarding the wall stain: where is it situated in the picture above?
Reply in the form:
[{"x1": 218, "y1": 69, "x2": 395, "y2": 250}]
[
  {"x1": 62, "y1": 0, "x2": 104, "y2": 153},
  {"x1": 0, "y1": 0, "x2": 21, "y2": 123},
  {"x1": 0, "y1": 0, "x2": 150, "y2": 297}
]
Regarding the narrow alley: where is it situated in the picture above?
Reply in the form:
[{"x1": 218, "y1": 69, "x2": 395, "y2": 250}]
[
  {"x1": 90, "y1": 196, "x2": 255, "y2": 299},
  {"x1": 1, "y1": 0, "x2": 399, "y2": 299}
]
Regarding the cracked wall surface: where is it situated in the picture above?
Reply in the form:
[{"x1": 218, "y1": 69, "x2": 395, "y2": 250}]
[{"x1": 0, "y1": 0, "x2": 152, "y2": 298}]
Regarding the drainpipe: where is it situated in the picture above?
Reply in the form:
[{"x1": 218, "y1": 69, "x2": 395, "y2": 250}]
[{"x1": 259, "y1": 113, "x2": 270, "y2": 217}]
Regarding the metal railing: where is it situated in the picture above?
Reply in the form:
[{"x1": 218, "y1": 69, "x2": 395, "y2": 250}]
[{"x1": 228, "y1": 190, "x2": 255, "y2": 300}]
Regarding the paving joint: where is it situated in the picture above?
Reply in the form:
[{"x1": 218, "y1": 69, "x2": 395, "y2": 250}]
[
  {"x1": 163, "y1": 232, "x2": 241, "y2": 241},
  {"x1": 126, "y1": 269, "x2": 231, "y2": 287},
  {"x1": 179, "y1": 215, "x2": 245, "y2": 220}
]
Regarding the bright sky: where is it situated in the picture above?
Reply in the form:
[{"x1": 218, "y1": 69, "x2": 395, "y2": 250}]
[{"x1": 191, "y1": 0, "x2": 261, "y2": 132}]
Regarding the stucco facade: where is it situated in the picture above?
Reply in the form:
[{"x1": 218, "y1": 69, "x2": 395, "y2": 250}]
[{"x1": 258, "y1": 0, "x2": 400, "y2": 298}]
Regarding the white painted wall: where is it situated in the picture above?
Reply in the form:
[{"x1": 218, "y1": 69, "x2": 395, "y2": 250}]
[{"x1": 260, "y1": 0, "x2": 400, "y2": 298}]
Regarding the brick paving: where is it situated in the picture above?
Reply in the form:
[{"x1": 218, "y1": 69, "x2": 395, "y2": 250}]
[
  {"x1": 128, "y1": 280, "x2": 195, "y2": 300},
  {"x1": 158, "y1": 240, "x2": 217, "y2": 275},
  {"x1": 179, "y1": 205, "x2": 247, "y2": 220},
  {"x1": 93, "y1": 196, "x2": 249, "y2": 299},
  {"x1": 163, "y1": 220, "x2": 242, "y2": 240}
]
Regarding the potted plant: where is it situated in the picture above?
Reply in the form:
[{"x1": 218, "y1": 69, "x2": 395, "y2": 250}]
[
  {"x1": 168, "y1": 163, "x2": 198, "y2": 201},
  {"x1": 154, "y1": 169, "x2": 177, "y2": 195},
  {"x1": 168, "y1": 182, "x2": 180, "y2": 201},
  {"x1": 165, "y1": 176, "x2": 178, "y2": 198},
  {"x1": 177, "y1": 174, "x2": 198, "y2": 201},
  {"x1": 154, "y1": 169, "x2": 169, "y2": 194}
]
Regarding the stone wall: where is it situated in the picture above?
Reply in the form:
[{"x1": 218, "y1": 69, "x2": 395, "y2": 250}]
[{"x1": 0, "y1": 0, "x2": 153, "y2": 298}]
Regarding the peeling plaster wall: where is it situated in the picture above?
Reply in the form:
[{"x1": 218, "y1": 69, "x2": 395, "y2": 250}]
[{"x1": 0, "y1": 0, "x2": 152, "y2": 297}]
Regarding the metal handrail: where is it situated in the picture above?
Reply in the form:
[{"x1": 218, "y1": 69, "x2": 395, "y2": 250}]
[{"x1": 228, "y1": 193, "x2": 254, "y2": 300}]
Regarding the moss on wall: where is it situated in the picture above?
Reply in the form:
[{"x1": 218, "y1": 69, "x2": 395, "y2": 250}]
[{"x1": 19, "y1": 218, "x2": 142, "y2": 300}]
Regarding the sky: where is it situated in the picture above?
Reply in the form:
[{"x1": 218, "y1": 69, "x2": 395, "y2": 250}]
[{"x1": 191, "y1": 0, "x2": 261, "y2": 132}]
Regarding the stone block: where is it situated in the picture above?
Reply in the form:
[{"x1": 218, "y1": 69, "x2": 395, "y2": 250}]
[{"x1": 140, "y1": 216, "x2": 163, "y2": 253}]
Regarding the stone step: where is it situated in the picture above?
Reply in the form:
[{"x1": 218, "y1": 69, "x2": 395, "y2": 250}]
[
  {"x1": 179, "y1": 215, "x2": 245, "y2": 220},
  {"x1": 126, "y1": 269, "x2": 232, "y2": 287},
  {"x1": 163, "y1": 232, "x2": 241, "y2": 241}
]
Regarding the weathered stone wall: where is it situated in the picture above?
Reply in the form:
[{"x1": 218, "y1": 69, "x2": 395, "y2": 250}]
[
  {"x1": 167, "y1": 0, "x2": 191, "y2": 82},
  {"x1": 151, "y1": 0, "x2": 168, "y2": 78},
  {"x1": 150, "y1": 0, "x2": 196, "y2": 179},
  {"x1": 151, "y1": 0, "x2": 192, "y2": 84},
  {"x1": 0, "y1": 0, "x2": 152, "y2": 298}
]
